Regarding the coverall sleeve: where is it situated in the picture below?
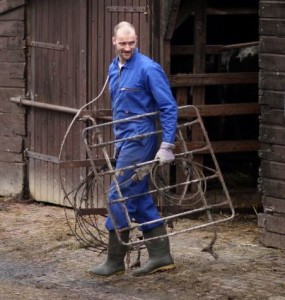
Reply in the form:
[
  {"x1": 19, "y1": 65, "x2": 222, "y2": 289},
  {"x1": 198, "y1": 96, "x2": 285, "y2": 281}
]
[{"x1": 145, "y1": 63, "x2": 178, "y2": 144}]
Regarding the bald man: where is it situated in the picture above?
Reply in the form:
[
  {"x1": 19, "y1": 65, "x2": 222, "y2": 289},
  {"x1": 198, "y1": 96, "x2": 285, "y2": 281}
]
[{"x1": 88, "y1": 21, "x2": 177, "y2": 277}]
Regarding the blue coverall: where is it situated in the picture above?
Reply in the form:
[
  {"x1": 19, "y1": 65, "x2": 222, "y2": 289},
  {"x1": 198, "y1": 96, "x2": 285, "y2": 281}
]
[{"x1": 105, "y1": 49, "x2": 178, "y2": 232}]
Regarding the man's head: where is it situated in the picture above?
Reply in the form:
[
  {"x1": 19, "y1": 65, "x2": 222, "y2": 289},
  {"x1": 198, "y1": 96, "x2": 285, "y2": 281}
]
[{"x1": 113, "y1": 21, "x2": 137, "y2": 64}]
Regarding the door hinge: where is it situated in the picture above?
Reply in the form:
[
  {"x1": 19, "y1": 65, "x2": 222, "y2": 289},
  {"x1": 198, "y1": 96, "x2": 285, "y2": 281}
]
[
  {"x1": 27, "y1": 39, "x2": 65, "y2": 51},
  {"x1": 107, "y1": 5, "x2": 149, "y2": 15}
]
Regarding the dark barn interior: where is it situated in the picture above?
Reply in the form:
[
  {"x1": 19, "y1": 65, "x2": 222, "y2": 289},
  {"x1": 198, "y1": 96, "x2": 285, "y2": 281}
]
[{"x1": 167, "y1": 0, "x2": 260, "y2": 198}]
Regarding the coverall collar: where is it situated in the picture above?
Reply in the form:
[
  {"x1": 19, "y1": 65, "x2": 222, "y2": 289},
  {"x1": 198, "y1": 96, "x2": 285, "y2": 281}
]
[{"x1": 116, "y1": 48, "x2": 138, "y2": 69}]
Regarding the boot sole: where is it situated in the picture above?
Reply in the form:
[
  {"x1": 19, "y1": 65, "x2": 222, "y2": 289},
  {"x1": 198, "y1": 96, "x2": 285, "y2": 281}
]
[
  {"x1": 133, "y1": 263, "x2": 176, "y2": 276},
  {"x1": 87, "y1": 269, "x2": 125, "y2": 278}
]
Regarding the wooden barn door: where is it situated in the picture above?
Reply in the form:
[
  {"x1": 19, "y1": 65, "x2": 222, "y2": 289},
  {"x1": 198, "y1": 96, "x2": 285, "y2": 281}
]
[
  {"x1": 88, "y1": 0, "x2": 151, "y2": 112},
  {"x1": 26, "y1": 0, "x2": 150, "y2": 205},
  {"x1": 26, "y1": 0, "x2": 88, "y2": 205}
]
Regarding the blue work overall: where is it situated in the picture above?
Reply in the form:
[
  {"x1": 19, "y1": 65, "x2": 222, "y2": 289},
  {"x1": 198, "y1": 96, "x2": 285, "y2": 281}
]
[{"x1": 105, "y1": 49, "x2": 177, "y2": 232}]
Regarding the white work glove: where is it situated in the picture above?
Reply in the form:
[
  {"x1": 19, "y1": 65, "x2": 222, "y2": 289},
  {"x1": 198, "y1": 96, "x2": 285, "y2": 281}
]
[{"x1": 155, "y1": 142, "x2": 175, "y2": 166}]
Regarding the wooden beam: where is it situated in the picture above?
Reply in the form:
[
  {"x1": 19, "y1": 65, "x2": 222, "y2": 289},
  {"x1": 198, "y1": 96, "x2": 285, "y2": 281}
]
[
  {"x1": 170, "y1": 72, "x2": 258, "y2": 87},
  {"x1": 171, "y1": 41, "x2": 259, "y2": 55},
  {"x1": 259, "y1": 144, "x2": 285, "y2": 163},
  {"x1": 178, "y1": 103, "x2": 260, "y2": 117},
  {"x1": 191, "y1": 0, "x2": 207, "y2": 167},
  {"x1": 207, "y1": 7, "x2": 257, "y2": 15},
  {"x1": 260, "y1": 160, "x2": 285, "y2": 181},
  {"x1": 176, "y1": 139, "x2": 260, "y2": 154},
  {"x1": 262, "y1": 196, "x2": 285, "y2": 214},
  {"x1": 259, "y1": 178, "x2": 285, "y2": 199},
  {"x1": 260, "y1": 124, "x2": 285, "y2": 146}
]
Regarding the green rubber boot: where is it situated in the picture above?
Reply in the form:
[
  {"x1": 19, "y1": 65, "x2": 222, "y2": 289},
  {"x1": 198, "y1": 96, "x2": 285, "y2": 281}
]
[
  {"x1": 132, "y1": 225, "x2": 176, "y2": 276},
  {"x1": 88, "y1": 230, "x2": 129, "y2": 277}
]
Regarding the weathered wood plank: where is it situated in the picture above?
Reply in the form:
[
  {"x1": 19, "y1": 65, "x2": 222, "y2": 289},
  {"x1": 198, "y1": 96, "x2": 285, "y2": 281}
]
[
  {"x1": 0, "y1": 87, "x2": 24, "y2": 98},
  {"x1": 0, "y1": 151, "x2": 22, "y2": 162},
  {"x1": 259, "y1": 178, "x2": 285, "y2": 199},
  {"x1": 0, "y1": 77, "x2": 25, "y2": 87},
  {"x1": 260, "y1": 19, "x2": 285, "y2": 36},
  {"x1": 262, "y1": 196, "x2": 285, "y2": 214},
  {"x1": 259, "y1": 108, "x2": 285, "y2": 126},
  {"x1": 0, "y1": 133, "x2": 22, "y2": 157},
  {"x1": 0, "y1": 5, "x2": 24, "y2": 20},
  {"x1": 260, "y1": 71, "x2": 285, "y2": 91},
  {"x1": 260, "y1": 36, "x2": 285, "y2": 54},
  {"x1": 0, "y1": 134, "x2": 22, "y2": 151},
  {"x1": 0, "y1": 112, "x2": 25, "y2": 135},
  {"x1": 260, "y1": 160, "x2": 285, "y2": 180},
  {"x1": 259, "y1": 230, "x2": 285, "y2": 250},
  {"x1": 0, "y1": 87, "x2": 25, "y2": 113},
  {"x1": 258, "y1": 213, "x2": 285, "y2": 235},
  {"x1": 259, "y1": 124, "x2": 285, "y2": 145},
  {"x1": 0, "y1": 0, "x2": 25, "y2": 15},
  {"x1": 0, "y1": 36, "x2": 23, "y2": 49},
  {"x1": 0, "y1": 161, "x2": 24, "y2": 195},
  {"x1": 259, "y1": 90, "x2": 284, "y2": 109},
  {"x1": 0, "y1": 20, "x2": 24, "y2": 36},
  {"x1": 259, "y1": 144, "x2": 285, "y2": 163},
  {"x1": 0, "y1": 49, "x2": 24, "y2": 62},
  {"x1": 260, "y1": 54, "x2": 285, "y2": 72},
  {"x1": 260, "y1": 1, "x2": 285, "y2": 19},
  {"x1": 0, "y1": 62, "x2": 25, "y2": 77}
]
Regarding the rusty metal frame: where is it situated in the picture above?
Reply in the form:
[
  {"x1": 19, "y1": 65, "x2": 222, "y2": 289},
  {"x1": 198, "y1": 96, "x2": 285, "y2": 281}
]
[{"x1": 81, "y1": 105, "x2": 235, "y2": 247}]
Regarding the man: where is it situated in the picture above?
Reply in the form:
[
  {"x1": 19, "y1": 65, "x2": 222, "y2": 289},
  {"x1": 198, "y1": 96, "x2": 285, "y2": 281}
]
[{"x1": 88, "y1": 21, "x2": 177, "y2": 277}]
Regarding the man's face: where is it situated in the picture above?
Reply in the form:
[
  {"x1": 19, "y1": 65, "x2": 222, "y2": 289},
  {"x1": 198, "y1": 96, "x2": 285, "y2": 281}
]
[{"x1": 112, "y1": 28, "x2": 137, "y2": 63}]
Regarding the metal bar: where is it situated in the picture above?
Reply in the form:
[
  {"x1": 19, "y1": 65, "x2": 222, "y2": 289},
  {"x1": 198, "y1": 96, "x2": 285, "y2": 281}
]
[
  {"x1": 10, "y1": 97, "x2": 79, "y2": 114},
  {"x1": 121, "y1": 213, "x2": 235, "y2": 246},
  {"x1": 82, "y1": 116, "x2": 133, "y2": 238},
  {"x1": 108, "y1": 173, "x2": 219, "y2": 206},
  {"x1": 11, "y1": 97, "x2": 112, "y2": 120}
]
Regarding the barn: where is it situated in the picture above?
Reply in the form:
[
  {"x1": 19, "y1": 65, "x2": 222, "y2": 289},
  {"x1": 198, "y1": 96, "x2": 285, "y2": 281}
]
[{"x1": 0, "y1": 0, "x2": 284, "y2": 249}]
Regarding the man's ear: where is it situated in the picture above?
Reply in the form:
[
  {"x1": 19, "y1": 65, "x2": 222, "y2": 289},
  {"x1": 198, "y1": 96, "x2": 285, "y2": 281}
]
[{"x1": 112, "y1": 36, "x2": 116, "y2": 46}]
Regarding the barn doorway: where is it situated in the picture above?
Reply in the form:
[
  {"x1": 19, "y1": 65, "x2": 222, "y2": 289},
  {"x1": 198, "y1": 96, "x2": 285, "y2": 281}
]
[{"x1": 167, "y1": 0, "x2": 260, "y2": 208}]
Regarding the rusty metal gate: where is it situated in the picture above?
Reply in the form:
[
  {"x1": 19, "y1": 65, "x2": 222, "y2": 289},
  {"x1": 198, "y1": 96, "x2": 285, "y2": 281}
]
[{"x1": 24, "y1": 0, "x2": 151, "y2": 204}]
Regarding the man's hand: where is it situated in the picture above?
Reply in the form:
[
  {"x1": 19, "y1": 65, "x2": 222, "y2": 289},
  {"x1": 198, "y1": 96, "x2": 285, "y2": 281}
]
[{"x1": 155, "y1": 142, "x2": 175, "y2": 165}]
